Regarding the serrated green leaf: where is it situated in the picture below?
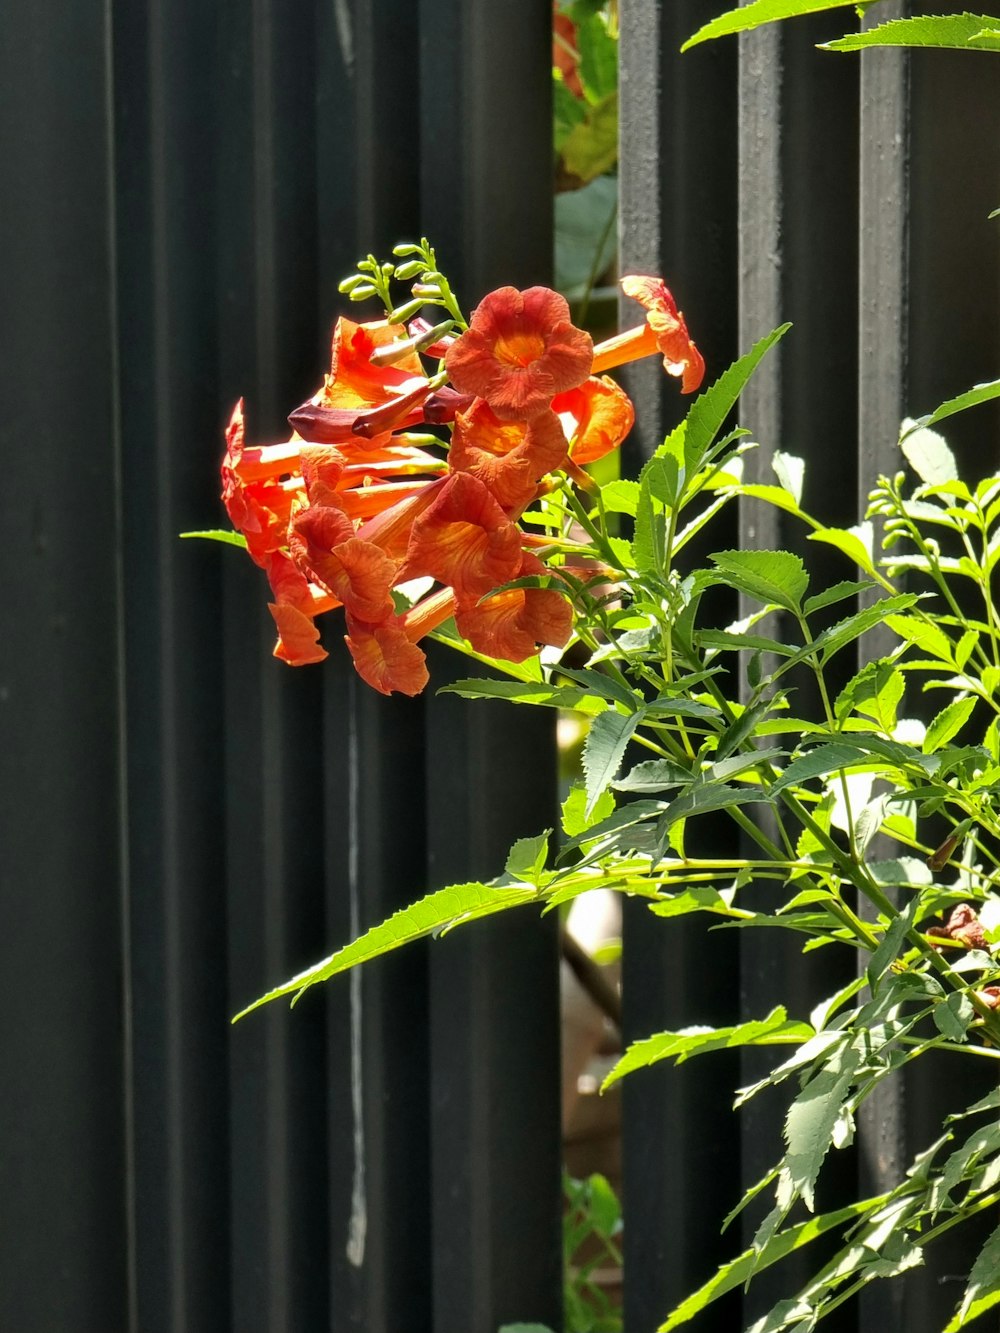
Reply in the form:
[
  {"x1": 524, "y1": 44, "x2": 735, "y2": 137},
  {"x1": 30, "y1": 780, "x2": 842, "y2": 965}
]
[
  {"x1": 802, "y1": 593, "x2": 918, "y2": 667},
  {"x1": 679, "y1": 325, "x2": 791, "y2": 474},
  {"x1": 180, "y1": 528, "x2": 248, "y2": 548},
  {"x1": 882, "y1": 612, "x2": 952, "y2": 661},
  {"x1": 561, "y1": 782, "x2": 616, "y2": 837},
  {"x1": 658, "y1": 1199, "x2": 883, "y2": 1331},
  {"x1": 603, "y1": 1007, "x2": 812, "y2": 1090},
  {"x1": 710, "y1": 548, "x2": 809, "y2": 612},
  {"x1": 441, "y1": 678, "x2": 604, "y2": 712},
  {"x1": 614, "y1": 758, "x2": 694, "y2": 793},
  {"x1": 647, "y1": 887, "x2": 740, "y2": 919},
  {"x1": 934, "y1": 990, "x2": 975, "y2": 1043},
  {"x1": 898, "y1": 419, "x2": 959, "y2": 484},
  {"x1": 644, "y1": 696, "x2": 722, "y2": 721},
  {"x1": 698, "y1": 629, "x2": 798, "y2": 656},
  {"x1": 770, "y1": 742, "x2": 869, "y2": 793},
  {"x1": 824, "y1": 12, "x2": 1000, "y2": 51},
  {"x1": 782, "y1": 1047, "x2": 862, "y2": 1211},
  {"x1": 715, "y1": 698, "x2": 777, "y2": 761},
  {"x1": 682, "y1": 0, "x2": 862, "y2": 50},
  {"x1": 772, "y1": 450, "x2": 805, "y2": 505},
  {"x1": 803, "y1": 579, "x2": 873, "y2": 617},
  {"x1": 925, "y1": 696, "x2": 977, "y2": 753},
  {"x1": 558, "y1": 665, "x2": 643, "y2": 710},
  {"x1": 600, "y1": 478, "x2": 640, "y2": 516},
  {"x1": 583, "y1": 709, "x2": 642, "y2": 815},
  {"x1": 559, "y1": 799, "x2": 666, "y2": 855},
  {"x1": 709, "y1": 747, "x2": 784, "y2": 781},
  {"x1": 867, "y1": 898, "x2": 919, "y2": 991},
  {"x1": 657, "y1": 782, "x2": 772, "y2": 833},
  {"x1": 731, "y1": 482, "x2": 805, "y2": 518},
  {"x1": 903, "y1": 377, "x2": 1000, "y2": 439},
  {"x1": 807, "y1": 521, "x2": 879, "y2": 579},
  {"x1": 634, "y1": 464, "x2": 662, "y2": 575},
  {"x1": 949, "y1": 1219, "x2": 1000, "y2": 1329},
  {"x1": 234, "y1": 881, "x2": 538, "y2": 1020},
  {"x1": 848, "y1": 658, "x2": 904, "y2": 733},
  {"x1": 505, "y1": 832, "x2": 550, "y2": 882}
]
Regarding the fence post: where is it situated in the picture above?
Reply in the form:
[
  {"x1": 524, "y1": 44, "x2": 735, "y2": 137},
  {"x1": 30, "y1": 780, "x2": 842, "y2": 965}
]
[
  {"x1": 0, "y1": 3, "x2": 129, "y2": 1327},
  {"x1": 419, "y1": 4, "x2": 564, "y2": 1330}
]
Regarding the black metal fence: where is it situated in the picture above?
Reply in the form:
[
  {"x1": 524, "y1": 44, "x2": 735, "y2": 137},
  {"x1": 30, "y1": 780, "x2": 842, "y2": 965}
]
[{"x1": 2, "y1": 1, "x2": 999, "y2": 1330}]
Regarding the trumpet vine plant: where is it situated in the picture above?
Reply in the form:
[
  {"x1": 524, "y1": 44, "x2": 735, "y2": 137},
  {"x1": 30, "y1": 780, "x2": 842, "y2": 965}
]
[{"x1": 200, "y1": 239, "x2": 1000, "y2": 1331}]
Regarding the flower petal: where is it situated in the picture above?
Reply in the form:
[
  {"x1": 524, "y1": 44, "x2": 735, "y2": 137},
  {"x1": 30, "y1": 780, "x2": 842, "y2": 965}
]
[
  {"x1": 449, "y1": 403, "x2": 568, "y2": 511},
  {"x1": 445, "y1": 286, "x2": 593, "y2": 421},
  {"x1": 455, "y1": 553, "x2": 572, "y2": 662},
  {"x1": 344, "y1": 615, "x2": 429, "y2": 696},
  {"x1": 289, "y1": 506, "x2": 398, "y2": 622},
  {"x1": 402, "y1": 473, "x2": 523, "y2": 600},
  {"x1": 553, "y1": 376, "x2": 635, "y2": 465}
]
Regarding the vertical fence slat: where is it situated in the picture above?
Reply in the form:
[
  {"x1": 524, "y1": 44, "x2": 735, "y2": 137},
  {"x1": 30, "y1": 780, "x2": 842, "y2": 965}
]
[
  {"x1": 311, "y1": 5, "x2": 431, "y2": 1330},
  {"x1": 737, "y1": 19, "x2": 861, "y2": 1327},
  {"x1": 419, "y1": 5, "x2": 563, "y2": 1330},
  {"x1": 861, "y1": 25, "x2": 1000, "y2": 1331},
  {"x1": 216, "y1": 5, "x2": 342, "y2": 1332},
  {"x1": 856, "y1": 12, "x2": 911, "y2": 1331},
  {"x1": 114, "y1": 2, "x2": 234, "y2": 1326},
  {"x1": 619, "y1": 3, "x2": 740, "y2": 1328},
  {"x1": 0, "y1": 4, "x2": 128, "y2": 1327}
]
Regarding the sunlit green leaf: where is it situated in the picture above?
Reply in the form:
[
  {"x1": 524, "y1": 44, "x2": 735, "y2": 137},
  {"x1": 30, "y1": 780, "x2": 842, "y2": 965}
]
[
  {"x1": 781, "y1": 1046, "x2": 862, "y2": 1211},
  {"x1": 924, "y1": 696, "x2": 977, "y2": 753},
  {"x1": 950, "y1": 1219, "x2": 1000, "y2": 1329},
  {"x1": 682, "y1": 0, "x2": 865, "y2": 50},
  {"x1": 902, "y1": 376, "x2": 1000, "y2": 438},
  {"x1": 180, "y1": 528, "x2": 248, "y2": 548},
  {"x1": 680, "y1": 325, "x2": 791, "y2": 475},
  {"x1": 603, "y1": 1007, "x2": 813, "y2": 1089},
  {"x1": 561, "y1": 782, "x2": 616, "y2": 837},
  {"x1": 441, "y1": 679, "x2": 604, "y2": 712},
  {"x1": 505, "y1": 832, "x2": 551, "y2": 883},
  {"x1": 234, "y1": 881, "x2": 538, "y2": 1020},
  {"x1": 709, "y1": 548, "x2": 809, "y2": 612},
  {"x1": 824, "y1": 12, "x2": 1000, "y2": 51},
  {"x1": 657, "y1": 1198, "x2": 883, "y2": 1330},
  {"x1": 807, "y1": 521, "x2": 879, "y2": 579},
  {"x1": 899, "y1": 418, "x2": 958, "y2": 484}
]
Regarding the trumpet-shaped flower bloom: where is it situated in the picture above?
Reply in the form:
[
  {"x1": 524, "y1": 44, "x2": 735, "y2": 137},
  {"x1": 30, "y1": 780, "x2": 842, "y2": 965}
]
[
  {"x1": 344, "y1": 614, "x2": 430, "y2": 697},
  {"x1": 553, "y1": 375, "x2": 635, "y2": 465},
  {"x1": 222, "y1": 401, "x2": 302, "y2": 566},
  {"x1": 265, "y1": 551, "x2": 337, "y2": 666},
  {"x1": 402, "y1": 472, "x2": 523, "y2": 601},
  {"x1": 289, "y1": 504, "x2": 398, "y2": 623},
  {"x1": 342, "y1": 588, "x2": 457, "y2": 696},
  {"x1": 591, "y1": 275, "x2": 705, "y2": 394},
  {"x1": 445, "y1": 286, "x2": 593, "y2": 421},
  {"x1": 325, "y1": 316, "x2": 427, "y2": 408},
  {"x1": 455, "y1": 552, "x2": 572, "y2": 663},
  {"x1": 449, "y1": 403, "x2": 568, "y2": 512}
]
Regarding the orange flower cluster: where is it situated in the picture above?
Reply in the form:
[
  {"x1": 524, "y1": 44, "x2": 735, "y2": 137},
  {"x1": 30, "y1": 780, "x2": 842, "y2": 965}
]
[{"x1": 221, "y1": 277, "x2": 703, "y2": 694}]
